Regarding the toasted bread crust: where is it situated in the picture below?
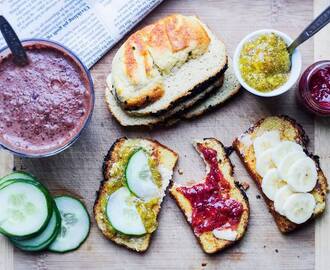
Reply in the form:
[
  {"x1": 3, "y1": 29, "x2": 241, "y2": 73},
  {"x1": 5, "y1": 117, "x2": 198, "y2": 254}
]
[
  {"x1": 170, "y1": 138, "x2": 249, "y2": 254},
  {"x1": 182, "y1": 60, "x2": 241, "y2": 119},
  {"x1": 125, "y1": 60, "x2": 228, "y2": 116},
  {"x1": 94, "y1": 138, "x2": 178, "y2": 252},
  {"x1": 106, "y1": 74, "x2": 225, "y2": 128},
  {"x1": 232, "y1": 115, "x2": 328, "y2": 233}
]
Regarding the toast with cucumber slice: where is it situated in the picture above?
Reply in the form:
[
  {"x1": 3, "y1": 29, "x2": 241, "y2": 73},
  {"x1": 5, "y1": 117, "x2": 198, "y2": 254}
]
[
  {"x1": 94, "y1": 138, "x2": 178, "y2": 252},
  {"x1": 233, "y1": 116, "x2": 328, "y2": 233},
  {"x1": 170, "y1": 138, "x2": 249, "y2": 254}
]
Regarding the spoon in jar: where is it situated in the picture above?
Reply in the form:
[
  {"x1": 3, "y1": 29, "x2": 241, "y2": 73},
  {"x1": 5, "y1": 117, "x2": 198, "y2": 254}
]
[
  {"x1": 0, "y1": 15, "x2": 28, "y2": 66},
  {"x1": 287, "y1": 5, "x2": 330, "y2": 56}
]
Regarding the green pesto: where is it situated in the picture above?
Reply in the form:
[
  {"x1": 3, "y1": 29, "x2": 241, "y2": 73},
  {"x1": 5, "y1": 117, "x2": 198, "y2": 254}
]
[
  {"x1": 239, "y1": 33, "x2": 291, "y2": 92},
  {"x1": 102, "y1": 145, "x2": 161, "y2": 235}
]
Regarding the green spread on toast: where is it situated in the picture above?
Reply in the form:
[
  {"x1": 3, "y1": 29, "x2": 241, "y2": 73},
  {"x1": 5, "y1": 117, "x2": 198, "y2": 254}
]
[{"x1": 100, "y1": 145, "x2": 162, "y2": 235}]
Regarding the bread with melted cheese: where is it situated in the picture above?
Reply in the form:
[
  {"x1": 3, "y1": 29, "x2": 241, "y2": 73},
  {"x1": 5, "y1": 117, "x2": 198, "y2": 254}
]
[
  {"x1": 232, "y1": 116, "x2": 328, "y2": 233},
  {"x1": 94, "y1": 138, "x2": 178, "y2": 252},
  {"x1": 170, "y1": 138, "x2": 249, "y2": 254},
  {"x1": 110, "y1": 14, "x2": 227, "y2": 115}
]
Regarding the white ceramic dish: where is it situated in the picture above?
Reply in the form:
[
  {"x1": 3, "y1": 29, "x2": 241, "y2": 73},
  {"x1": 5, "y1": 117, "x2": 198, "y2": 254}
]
[{"x1": 233, "y1": 29, "x2": 302, "y2": 97}]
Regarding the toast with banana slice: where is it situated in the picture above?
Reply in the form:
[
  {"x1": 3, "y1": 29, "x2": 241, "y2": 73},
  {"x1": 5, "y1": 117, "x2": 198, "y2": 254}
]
[
  {"x1": 233, "y1": 116, "x2": 328, "y2": 233},
  {"x1": 170, "y1": 138, "x2": 249, "y2": 254},
  {"x1": 94, "y1": 138, "x2": 178, "y2": 252}
]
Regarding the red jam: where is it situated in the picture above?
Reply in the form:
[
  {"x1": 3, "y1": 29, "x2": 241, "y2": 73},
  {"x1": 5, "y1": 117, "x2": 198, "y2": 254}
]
[
  {"x1": 0, "y1": 41, "x2": 93, "y2": 155},
  {"x1": 177, "y1": 144, "x2": 244, "y2": 235},
  {"x1": 310, "y1": 66, "x2": 330, "y2": 108},
  {"x1": 298, "y1": 61, "x2": 330, "y2": 116}
]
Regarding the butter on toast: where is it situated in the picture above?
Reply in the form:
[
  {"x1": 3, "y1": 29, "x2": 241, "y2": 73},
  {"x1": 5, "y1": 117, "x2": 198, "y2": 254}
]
[
  {"x1": 233, "y1": 116, "x2": 328, "y2": 233},
  {"x1": 170, "y1": 138, "x2": 249, "y2": 254},
  {"x1": 94, "y1": 138, "x2": 178, "y2": 252}
]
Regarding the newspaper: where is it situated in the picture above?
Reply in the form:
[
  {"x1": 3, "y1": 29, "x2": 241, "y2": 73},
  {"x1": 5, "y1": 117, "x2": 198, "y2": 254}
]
[{"x1": 0, "y1": 0, "x2": 163, "y2": 68}]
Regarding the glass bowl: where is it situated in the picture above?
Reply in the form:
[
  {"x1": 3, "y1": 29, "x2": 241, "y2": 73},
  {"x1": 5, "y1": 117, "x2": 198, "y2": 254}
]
[{"x1": 0, "y1": 39, "x2": 95, "y2": 158}]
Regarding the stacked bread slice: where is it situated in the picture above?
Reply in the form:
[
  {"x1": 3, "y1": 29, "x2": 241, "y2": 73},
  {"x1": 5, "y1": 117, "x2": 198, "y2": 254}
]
[{"x1": 106, "y1": 14, "x2": 240, "y2": 127}]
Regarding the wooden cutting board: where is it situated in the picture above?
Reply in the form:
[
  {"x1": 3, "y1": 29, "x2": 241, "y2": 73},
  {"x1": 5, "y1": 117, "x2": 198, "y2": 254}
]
[{"x1": 1, "y1": 0, "x2": 329, "y2": 269}]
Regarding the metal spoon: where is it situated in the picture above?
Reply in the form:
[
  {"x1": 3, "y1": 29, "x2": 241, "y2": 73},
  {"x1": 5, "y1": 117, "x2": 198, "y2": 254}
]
[
  {"x1": 287, "y1": 5, "x2": 330, "y2": 56},
  {"x1": 0, "y1": 15, "x2": 28, "y2": 66}
]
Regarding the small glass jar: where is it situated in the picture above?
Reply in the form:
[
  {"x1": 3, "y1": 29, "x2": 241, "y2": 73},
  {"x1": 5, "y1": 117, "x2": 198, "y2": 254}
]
[{"x1": 298, "y1": 60, "x2": 330, "y2": 116}]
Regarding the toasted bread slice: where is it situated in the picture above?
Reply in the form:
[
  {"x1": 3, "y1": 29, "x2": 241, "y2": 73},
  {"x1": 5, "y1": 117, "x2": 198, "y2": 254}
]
[
  {"x1": 109, "y1": 14, "x2": 227, "y2": 116},
  {"x1": 182, "y1": 58, "x2": 241, "y2": 119},
  {"x1": 170, "y1": 138, "x2": 249, "y2": 254},
  {"x1": 233, "y1": 116, "x2": 328, "y2": 233},
  {"x1": 94, "y1": 138, "x2": 178, "y2": 252},
  {"x1": 105, "y1": 74, "x2": 223, "y2": 127}
]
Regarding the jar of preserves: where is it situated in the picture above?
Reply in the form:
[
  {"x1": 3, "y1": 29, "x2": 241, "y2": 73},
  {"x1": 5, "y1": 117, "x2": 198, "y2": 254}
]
[{"x1": 298, "y1": 60, "x2": 330, "y2": 116}]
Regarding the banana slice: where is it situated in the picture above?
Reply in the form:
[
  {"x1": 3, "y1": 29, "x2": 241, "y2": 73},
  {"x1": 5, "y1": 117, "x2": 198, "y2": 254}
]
[
  {"x1": 253, "y1": 130, "x2": 280, "y2": 157},
  {"x1": 287, "y1": 157, "x2": 317, "y2": 192},
  {"x1": 283, "y1": 193, "x2": 316, "y2": 224},
  {"x1": 278, "y1": 150, "x2": 306, "y2": 180},
  {"x1": 261, "y1": 169, "x2": 286, "y2": 200},
  {"x1": 271, "y1": 141, "x2": 303, "y2": 167},
  {"x1": 256, "y1": 148, "x2": 275, "y2": 177},
  {"x1": 274, "y1": 185, "x2": 294, "y2": 215}
]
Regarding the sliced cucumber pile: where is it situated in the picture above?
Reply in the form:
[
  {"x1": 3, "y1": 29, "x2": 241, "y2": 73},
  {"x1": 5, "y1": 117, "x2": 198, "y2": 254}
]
[
  {"x1": 0, "y1": 171, "x2": 35, "y2": 188},
  {"x1": 0, "y1": 179, "x2": 53, "y2": 238},
  {"x1": 125, "y1": 149, "x2": 159, "y2": 200},
  {"x1": 48, "y1": 196, "x2": 90, "y2": 253},
  {"x1": 11, "y1": 202, "x2": 61, "y2": 251},
  {"x1": 0, "y1": 172, "x2": 90, "y2": 253},
  {"x1": 106, "y1": 187, "x2": 146, "y2": 236}
]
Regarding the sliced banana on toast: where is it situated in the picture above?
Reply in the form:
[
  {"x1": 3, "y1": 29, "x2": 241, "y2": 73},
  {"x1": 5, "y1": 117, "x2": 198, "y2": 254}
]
[
  {"x1": 170, "y1": 138, "x2": 249, "y2": 254},
  {"x1": 94, "y1": 138, "x2": 178, "y2": 252},
  {"x1": 233, "y1": 116, "x2": 328, "y2": 233}
]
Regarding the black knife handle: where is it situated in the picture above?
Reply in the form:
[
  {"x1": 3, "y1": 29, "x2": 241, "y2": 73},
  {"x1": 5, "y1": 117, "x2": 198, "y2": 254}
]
[{"x1": 0, "y1": 15, "x2": 28, "y2": 66}]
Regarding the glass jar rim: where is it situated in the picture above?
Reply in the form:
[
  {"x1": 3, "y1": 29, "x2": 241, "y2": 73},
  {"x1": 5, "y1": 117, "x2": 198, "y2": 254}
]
[{"x1": 299, "y1": 60, "x2": 330, "y2": 116}]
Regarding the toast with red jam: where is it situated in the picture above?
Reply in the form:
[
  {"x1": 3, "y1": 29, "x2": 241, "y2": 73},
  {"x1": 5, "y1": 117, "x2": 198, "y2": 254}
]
[{"x1": 170, "y1": 138, "x2": 249, "y2": 254}]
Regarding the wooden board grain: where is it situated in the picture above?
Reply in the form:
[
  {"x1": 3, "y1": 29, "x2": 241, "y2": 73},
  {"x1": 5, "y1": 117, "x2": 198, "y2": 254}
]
[
  {"x1": 314, "y1": 1, "x2": 330, "y2": 270},
  {"x1": 0, "y1": 0, "x2": 327, "y2": 269},
  {"x1": 0, "y1": 150, "x2": 14, "y2": 270}
]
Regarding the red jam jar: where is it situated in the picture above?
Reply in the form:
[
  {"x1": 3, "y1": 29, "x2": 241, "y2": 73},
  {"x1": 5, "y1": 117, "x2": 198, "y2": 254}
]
[{"x1": 298, "y1": 60, "x2": 330, "y2": 116}]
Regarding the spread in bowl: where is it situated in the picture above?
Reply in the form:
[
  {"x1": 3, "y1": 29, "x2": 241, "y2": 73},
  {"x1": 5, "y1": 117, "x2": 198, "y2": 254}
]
[
  {"x1": 298, "y1": 60, "x2": 330, "y2": 116},
  {"x1": 239, "y1": 33, "x2": 290, "y2": 92},
  {"x1": 233, "y1": 29, "x2": 302, "y2": 97},
  {"x1": 0, "y1": 40, "x2": 94, "y2": 157}
]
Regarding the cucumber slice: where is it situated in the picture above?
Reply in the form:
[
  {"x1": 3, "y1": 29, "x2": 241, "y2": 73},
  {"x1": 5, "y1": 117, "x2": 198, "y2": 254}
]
[
  {"x1": 0, "y1": 171, "x2": 36, "y2": 188},
  {"x1": 106, "y1": 187, "x2": 146, "y2": 236},
  {"x1": 48, "y1": 196, "x2": 90, "y2": 253},
  {"x1": 0, "y1": 179, "x2": 53, "y2": 239},
  {"x1": 125, "y1": 149, "x2": 159, "y2": 200},
  {"x1": 11, "y1": 201, "x2": 61, "y2": 251}
]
